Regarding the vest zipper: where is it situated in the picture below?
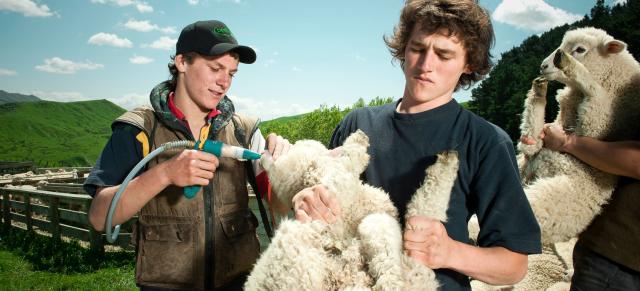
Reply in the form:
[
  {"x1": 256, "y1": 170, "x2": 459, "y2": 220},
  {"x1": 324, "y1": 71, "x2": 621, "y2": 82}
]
[
  {"x1": 204, "y1": 182, "x2": 214, "y2": 290},
  {"x1": 201, "y1": 120, "x2": 214, "y2": 290}
]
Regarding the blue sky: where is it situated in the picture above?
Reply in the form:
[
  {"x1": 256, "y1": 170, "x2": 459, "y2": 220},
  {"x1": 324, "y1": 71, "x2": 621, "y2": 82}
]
[{"x1": 0, "y1": 0, "x2": 627, "y2": 120}]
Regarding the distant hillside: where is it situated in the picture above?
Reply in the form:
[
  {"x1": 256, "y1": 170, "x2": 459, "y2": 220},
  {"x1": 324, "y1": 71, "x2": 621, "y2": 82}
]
[
  {"x1": 0, "y1": 90, "x2": 40, "y2": 105},
  {"x1": 0, "y1": 99, "x2": 126, "y2": 166},
  {"x1": 469, "y1": 0, "x2": 640, "y2": 141}
]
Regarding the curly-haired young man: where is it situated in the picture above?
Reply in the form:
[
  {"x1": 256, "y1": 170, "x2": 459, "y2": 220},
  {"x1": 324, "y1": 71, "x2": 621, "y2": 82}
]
[{"x1": 291, "y1": 1, "x2": 542, "y2": 289}]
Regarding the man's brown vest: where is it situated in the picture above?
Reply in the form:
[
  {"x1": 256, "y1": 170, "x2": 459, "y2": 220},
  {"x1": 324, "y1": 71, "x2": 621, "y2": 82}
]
[{"x1": 117, "y1": 106, "x2": 261, "y2": 290}]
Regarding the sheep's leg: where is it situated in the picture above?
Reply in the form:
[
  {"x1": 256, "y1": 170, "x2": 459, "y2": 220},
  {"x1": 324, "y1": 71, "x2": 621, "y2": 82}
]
[
  {"x1": 244, "y1": 220, "x2": 329, "y2": 291},
  {"x1": 525, "y1": 172, "x2": 616, "y2": 244},
  {"x1": 406, "y1": 151, "x2": 459, "y2": 221},
  {"x1": 518, "y1": 76, "x2": 549, "y2": 157},
  {"x1": 553, "y1": 50, "x2": 612, "y2": 138},
  {"x1": 357, "y1": 213, "x2": 404, "y2": 291}
]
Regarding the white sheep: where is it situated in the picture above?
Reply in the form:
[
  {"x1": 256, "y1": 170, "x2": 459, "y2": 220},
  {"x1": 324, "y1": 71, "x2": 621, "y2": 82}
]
[
  {"x1": 475, "y1": 27, "x2": 640, "y2": 291},
  {"x1": 244, "y1": 130, "x2": 459, "y2": 291},
  {"x1": 520, "y1": 27, "x2": 640, "y2": 244}
]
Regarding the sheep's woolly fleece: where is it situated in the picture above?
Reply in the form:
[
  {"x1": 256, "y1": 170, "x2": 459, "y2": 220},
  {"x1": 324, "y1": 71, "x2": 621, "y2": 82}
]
[{"x1": 245, "y1": 130, "x2": 459, "y2": 290}]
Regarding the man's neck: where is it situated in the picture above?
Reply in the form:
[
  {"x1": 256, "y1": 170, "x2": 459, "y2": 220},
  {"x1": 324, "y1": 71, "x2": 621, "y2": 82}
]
[
  {"x1": 174, "y1": 86, "x2": 209, "y2": 136},
  {"x1": 397, "y1": 89, "x2": 453, "y2": 114}
]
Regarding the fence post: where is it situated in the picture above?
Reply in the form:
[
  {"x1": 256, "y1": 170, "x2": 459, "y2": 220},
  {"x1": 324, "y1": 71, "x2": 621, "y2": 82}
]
[
  {"x1": 85, "y1": 200, "x2": 103, "y2": 253},
  {"x1": 2, "y1": 190, "x2": 10, "y2": 232},
  {"x1": 49, "y1": 197, "x2": 60, "y2": 241},
  {"x1": 25, "y1": 193, "x2": 32, "y2": 232}
]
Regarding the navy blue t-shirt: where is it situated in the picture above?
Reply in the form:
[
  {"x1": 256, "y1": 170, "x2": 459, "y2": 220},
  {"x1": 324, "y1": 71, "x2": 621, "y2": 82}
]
[
  {"x1": 84, "y1": 123, "x2": 143, "y2": 196},
  {"x1": 330, "y1": 99, "x2": 541, "y2": 290}
]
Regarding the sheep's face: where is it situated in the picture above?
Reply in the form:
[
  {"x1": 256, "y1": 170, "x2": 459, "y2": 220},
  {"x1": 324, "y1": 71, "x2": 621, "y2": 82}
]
[
  {"x1": 540, "y1": 27, "x2": 627, "y2": 84},
  {"x1": 260, "y1": 130, "x2": 371, "y2": 208}
]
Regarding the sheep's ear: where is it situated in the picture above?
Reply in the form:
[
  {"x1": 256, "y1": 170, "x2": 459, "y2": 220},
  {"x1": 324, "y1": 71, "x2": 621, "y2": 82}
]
[{"x1": 604, "y1": 39, "x2": 626, "y2": 54}]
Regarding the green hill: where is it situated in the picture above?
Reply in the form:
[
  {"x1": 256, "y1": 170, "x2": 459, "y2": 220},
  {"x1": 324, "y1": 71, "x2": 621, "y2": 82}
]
[
  {"x1": 0, "y1": 99, "x2": 125, "y2": 167},
  {"x1": 0, "y1": 90, "x2": 40, "y2": 105}
]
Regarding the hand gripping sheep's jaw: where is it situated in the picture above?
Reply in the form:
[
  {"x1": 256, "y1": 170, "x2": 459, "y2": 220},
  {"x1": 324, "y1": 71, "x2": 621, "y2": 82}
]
[{"x1": 246, "y1": 130, "x2": 461, "y2": 291}]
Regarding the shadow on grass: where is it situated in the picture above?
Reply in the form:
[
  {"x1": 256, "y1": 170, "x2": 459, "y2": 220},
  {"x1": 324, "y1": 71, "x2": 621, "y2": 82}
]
[{"x1": 0, "y1": 228, "x2": 134, "y2": 274}]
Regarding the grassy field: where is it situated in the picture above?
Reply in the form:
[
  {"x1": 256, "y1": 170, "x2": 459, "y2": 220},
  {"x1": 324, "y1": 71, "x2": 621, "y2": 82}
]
[{"x1": 0, "y1": 249, "x2": 136, "y2": 290}]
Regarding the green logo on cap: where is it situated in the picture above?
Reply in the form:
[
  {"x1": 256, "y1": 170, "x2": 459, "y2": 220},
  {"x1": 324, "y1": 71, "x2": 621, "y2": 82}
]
[{"x1": 213, "y1": 26, "x2": 233, "y2": 38}]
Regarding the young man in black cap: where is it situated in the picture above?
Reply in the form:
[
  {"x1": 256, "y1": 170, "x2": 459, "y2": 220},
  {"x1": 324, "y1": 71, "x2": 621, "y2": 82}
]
[{"x1": 85, "y1": 20, "x2": 290, "y2": 290}]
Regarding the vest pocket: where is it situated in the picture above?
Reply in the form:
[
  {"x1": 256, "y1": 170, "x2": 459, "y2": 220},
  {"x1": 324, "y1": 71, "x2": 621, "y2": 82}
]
[
  {"x1": 219, "y1": 210, "x2": 260, "y2": 279},
  {"x1": 137, "y1": 222, "x2": 196, "y2": 286}
]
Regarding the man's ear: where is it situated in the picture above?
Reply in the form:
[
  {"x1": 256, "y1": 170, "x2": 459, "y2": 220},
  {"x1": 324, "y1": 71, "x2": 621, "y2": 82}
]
[
  {"x1": 175, "y1": 54, "x2": 187, "y2": 73},
  {"x1": 463, "y1": 63, "x2": 472, "y2": 74}
]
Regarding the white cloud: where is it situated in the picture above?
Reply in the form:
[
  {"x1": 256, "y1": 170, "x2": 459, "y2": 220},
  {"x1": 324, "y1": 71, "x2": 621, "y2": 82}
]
[
  {"x1": 91, "y1": 0, "x2": 153, "y2": 13},
  {"x1": 160, "y1": 26, "x2": 176, "y2": 34},
  {"x1": 0, "y1": 0, "x2": 55, "y2": 17},
  {"x1": 492, "y1": 0, "x2": 582, "y2": 32},
  {"x1": 91, "y1": 0, "x2": 134, "y2": 6},
  {"x1": 228, "y1": 95, "x2": 309, "y2": 121},
  {"x1": 136, "y1": 2, "x2": 152, "y2": 13},
  {"x1": 35, "y1": 57, "x2": 103, "y2": 74},
  {"x1": 0, "y1": 68, "x2": 17, "y2": 76},
  {"x1": 124, "y1": 19, "x2": 175, "y2": 34},
  {"x1": 291, "y1": 66, "x2": 302, "y2": 72},
  {"x1": 88, "y1": 32, "x2": 133, "y2": 48},
  {"x1": 145, "y1": 36, "x2": 177, "y2": 50},
  {"x1": 613, "y1": 0, "x2": 627, "y2": 6},
  {"x1": 129, "y1": 55, "x2": 153, "y2": 64},
  {"x1": 108, "y1": 92, "x2": 149, "y2": 109},
  {"x1": 30, "y1": 90, "x2": 86, "y2": 102},
  {"x1": 187, "y1": 0, "x2": 199, "y2": 5},
  {"x1": 355, "y1": 53, "x2": 366, "y2": 62}
]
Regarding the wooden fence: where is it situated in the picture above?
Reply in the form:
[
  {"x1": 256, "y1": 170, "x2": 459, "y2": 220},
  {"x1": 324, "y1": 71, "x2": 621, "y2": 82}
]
[{"x1": 0, "y1": 184, "x2": 274, "y2": 252}]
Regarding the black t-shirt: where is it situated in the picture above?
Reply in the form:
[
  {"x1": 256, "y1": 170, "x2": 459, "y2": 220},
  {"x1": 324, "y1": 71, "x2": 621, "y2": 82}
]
[{"x1": 330, "y1": 99, "x2": 541, "y2": 290}]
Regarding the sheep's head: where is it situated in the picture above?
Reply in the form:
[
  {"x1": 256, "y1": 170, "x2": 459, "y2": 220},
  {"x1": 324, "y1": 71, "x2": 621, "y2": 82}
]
[
  {"x1": 540, "y1": 27, "x2": 627, "y2": 84},
  {"x1": 260, "y1": 130, "x2": 371, "y2": 209}
]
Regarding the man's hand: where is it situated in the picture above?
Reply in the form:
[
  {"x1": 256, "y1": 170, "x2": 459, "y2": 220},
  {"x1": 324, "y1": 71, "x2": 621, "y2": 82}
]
[
  {"x1": 266, "y1": 133, "x2": 291, "y2": 161},
  {"x1": 541, "y1": 123, "x2": 571, "y2": 152},
  {"x1": 292, "y1": 185, "x2": 342, "y2": 223},
  {"x1": 162, "y1": 149, "x2": 219, "y2": 187},
  {"x1": 404, "y1": 216, "x2": 455, "y2": 269},
  {"x1": 519, "y1": 135, "x2": 536, "y2": 145},
  {"x1": 520, "y1": 123, "x2": 572, "y2": 152}
]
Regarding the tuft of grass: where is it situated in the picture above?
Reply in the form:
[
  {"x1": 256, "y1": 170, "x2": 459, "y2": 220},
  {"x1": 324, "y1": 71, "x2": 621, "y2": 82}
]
[
  {"x1": 0, "y1": 228, "x2": 136, "y2": 289},
  {"x1": 0, "y1": 250, "x2": 136, "y2": 290}
]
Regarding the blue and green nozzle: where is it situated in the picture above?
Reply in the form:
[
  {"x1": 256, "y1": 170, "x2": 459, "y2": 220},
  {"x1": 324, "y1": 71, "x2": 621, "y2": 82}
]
[{"x1": 183, "y1": 140, "x2": 261, "y2": 198}]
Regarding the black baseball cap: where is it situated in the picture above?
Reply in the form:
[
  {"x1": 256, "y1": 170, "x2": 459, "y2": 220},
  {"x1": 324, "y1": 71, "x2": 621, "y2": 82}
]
[{"x1": 176, "y1": 20, "x2": 256, "y2": 64}]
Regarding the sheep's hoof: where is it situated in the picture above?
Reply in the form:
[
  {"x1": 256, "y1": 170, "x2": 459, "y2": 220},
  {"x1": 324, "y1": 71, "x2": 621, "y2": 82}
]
[
  {"x1": 553, "y1": 49, "x2": 573, "y2": 71},
  {"x1": 532, "y1": 76, "x2": 548, "y2": 98}
]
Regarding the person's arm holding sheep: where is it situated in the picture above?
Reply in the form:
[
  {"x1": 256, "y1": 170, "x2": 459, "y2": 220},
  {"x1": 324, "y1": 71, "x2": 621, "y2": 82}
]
[
  {"x1": 403, "y1": 216, "x2": 528, "y2": 285},
  {"x1": 525, "y1": 124, "x2": 640, "y2": 179}
]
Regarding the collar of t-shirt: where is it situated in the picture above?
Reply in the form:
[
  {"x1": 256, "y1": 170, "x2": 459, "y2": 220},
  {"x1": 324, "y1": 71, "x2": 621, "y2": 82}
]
[{"x1": 168, "y1": 91, "x2": 221, "y2": 128}]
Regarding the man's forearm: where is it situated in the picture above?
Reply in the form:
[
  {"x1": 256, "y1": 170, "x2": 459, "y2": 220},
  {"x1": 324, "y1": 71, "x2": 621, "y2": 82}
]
[
  {"x1": 89, "y1": 162, "x2": 172, "y2": 231},
  {"x1": 564, "y1": 136, "x2": 640, "y2": 179},
  {"x1": 446, "y1": 242, "x2": 528, "y2": 285}
]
